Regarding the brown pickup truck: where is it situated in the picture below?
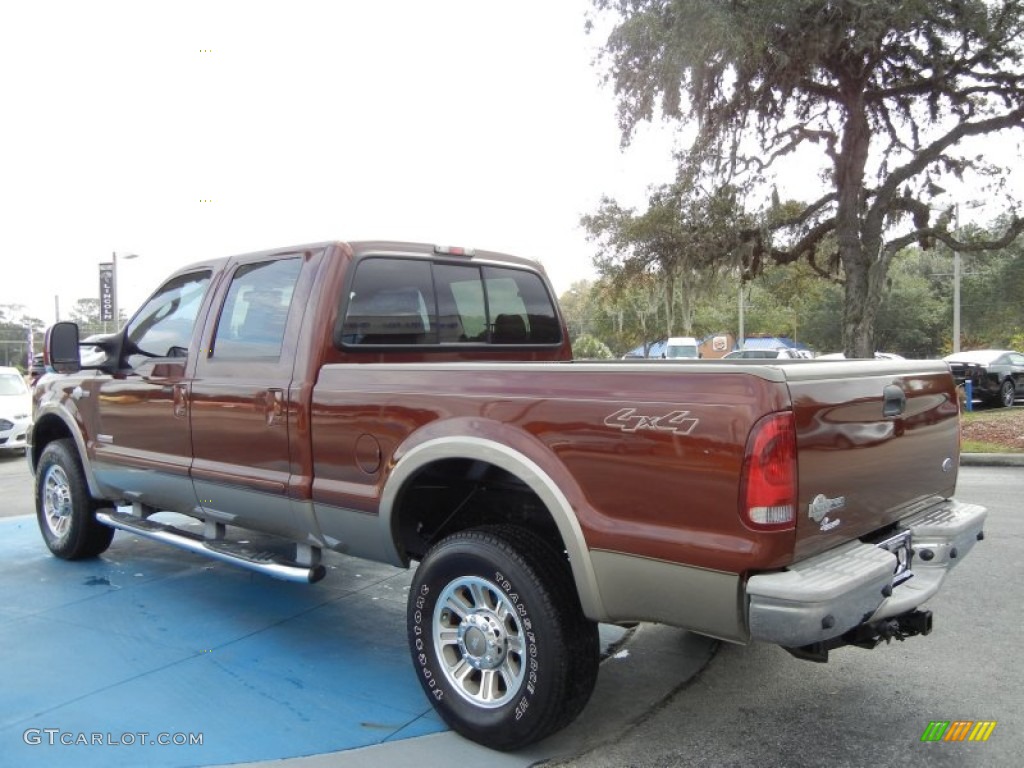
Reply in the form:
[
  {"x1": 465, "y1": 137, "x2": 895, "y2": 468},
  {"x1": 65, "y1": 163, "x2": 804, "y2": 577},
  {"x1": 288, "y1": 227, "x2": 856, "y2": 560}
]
[{"x1": 31, "y1": 240, "x2": 986, "y2": 750}]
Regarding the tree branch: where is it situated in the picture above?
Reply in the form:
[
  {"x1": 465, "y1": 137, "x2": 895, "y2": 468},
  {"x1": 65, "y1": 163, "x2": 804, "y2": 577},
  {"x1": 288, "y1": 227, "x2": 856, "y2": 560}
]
[
  {"x1": 884, "y1": 216, "x2": 1024, "y2": 256},
  {"x1": 875, "y1": 108, "x2": 1024, "y2": 209}
]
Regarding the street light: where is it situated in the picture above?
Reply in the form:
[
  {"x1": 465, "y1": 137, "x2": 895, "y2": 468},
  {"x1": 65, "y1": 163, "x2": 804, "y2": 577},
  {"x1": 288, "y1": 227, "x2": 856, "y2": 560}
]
[
  {"x1": 949, "y1": 201, "x2": 991, "y2": 354},
  {"x1": 952, "y1": 206, "x2": 961, "y2": 353},
  {"x1": 927, "y1": 191, "x2": 985, "y2": 354}
]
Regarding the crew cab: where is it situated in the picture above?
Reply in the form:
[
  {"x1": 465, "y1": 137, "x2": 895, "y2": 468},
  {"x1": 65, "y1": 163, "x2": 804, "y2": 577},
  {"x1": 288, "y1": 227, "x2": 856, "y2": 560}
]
[{"x1": 30, "y1": 240, "x2": 986, "y2": 750}]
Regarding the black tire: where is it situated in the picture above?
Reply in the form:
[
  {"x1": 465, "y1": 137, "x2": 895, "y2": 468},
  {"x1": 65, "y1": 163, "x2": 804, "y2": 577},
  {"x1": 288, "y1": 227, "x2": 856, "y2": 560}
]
[
  {"x1": 35, "y1": 439, "x2": 114, "y2": 559},
  {"x1": 999, "y1": 379, "x2": 1015, "y2": 408},
  {"x1": 408, "y1": 526, "x2": 599, "y2": 750}
]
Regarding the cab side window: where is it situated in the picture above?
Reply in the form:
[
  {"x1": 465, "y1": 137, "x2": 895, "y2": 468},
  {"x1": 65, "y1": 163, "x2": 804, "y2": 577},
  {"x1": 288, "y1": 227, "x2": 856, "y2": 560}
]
[
  {"x1": 211, "y1": 258, "x2": 303, "y2": 358},
  {"x1": 125, "y1": 271, "x2": 212, "y2": 369}
]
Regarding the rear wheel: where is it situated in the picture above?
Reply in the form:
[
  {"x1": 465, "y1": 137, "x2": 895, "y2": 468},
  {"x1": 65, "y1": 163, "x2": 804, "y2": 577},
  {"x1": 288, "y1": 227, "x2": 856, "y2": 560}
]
[
  {"x1": 408, "y1": 526, "x2": 599, "y2": 750},
  {"x1": 35, "y1": 439, "x2": 114, "y2": 559},
  {"x1": 999, "y1": 379, "x2": 1015, "y2": 408}
]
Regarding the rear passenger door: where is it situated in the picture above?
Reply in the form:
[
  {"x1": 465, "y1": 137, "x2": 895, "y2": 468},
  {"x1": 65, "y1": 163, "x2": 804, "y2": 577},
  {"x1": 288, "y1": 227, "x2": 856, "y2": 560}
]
[{"x1": 189, "y1": 250, "x2": 320, "y2": 539}]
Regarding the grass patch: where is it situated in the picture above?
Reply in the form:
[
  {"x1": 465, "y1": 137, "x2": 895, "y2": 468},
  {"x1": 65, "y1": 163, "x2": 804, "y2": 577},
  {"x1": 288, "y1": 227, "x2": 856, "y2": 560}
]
[
  {"x1": 961, "y1": 439, "x2": 1019, "y2": 454},
  {"x1": 959, "y1": 406, "x2": 1024, "y2": 453}
]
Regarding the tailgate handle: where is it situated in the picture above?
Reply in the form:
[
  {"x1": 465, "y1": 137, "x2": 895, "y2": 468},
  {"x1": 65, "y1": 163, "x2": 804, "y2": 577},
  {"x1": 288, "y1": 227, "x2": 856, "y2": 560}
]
[{"x1": 883, "y1": 384, "x2": 906, "y2": 417}]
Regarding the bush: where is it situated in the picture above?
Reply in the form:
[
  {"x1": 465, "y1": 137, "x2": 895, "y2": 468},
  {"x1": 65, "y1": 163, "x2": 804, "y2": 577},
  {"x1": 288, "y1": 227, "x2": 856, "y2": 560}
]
[{"x1": 572, "y1": 335, "x2": 614, "y2": 360}]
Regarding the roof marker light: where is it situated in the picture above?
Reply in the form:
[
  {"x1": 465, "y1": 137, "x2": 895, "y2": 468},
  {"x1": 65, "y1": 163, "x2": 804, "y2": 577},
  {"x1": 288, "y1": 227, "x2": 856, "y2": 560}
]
[{"x1": 433, "y1": 245, "x2": 476, "y2": 257}]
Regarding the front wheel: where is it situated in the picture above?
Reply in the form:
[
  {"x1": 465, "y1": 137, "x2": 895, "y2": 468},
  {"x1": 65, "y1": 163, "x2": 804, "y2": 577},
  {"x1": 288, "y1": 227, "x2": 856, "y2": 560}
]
[
  {"x1": 999, "y1": 379, "x2": 1016, "y2": 408},
  {"x1": 408, "y1": 526, "x2": 599, "y2": 750},
  {"x1": 35, "y1": 439, "x2": 114, "y2": 559}
]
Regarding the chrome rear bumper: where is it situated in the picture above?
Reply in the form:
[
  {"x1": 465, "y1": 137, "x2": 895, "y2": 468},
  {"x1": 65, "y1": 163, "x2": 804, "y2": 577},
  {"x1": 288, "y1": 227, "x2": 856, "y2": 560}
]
[{"x1": 745, "y1": 500, "x2": 987, "y2": 647}]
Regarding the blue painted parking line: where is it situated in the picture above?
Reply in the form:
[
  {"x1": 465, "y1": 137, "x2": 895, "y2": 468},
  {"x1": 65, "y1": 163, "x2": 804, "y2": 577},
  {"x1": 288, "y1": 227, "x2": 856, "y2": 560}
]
[{"x1": 0, "y1": 515, "x2": 446, "y2": 767}]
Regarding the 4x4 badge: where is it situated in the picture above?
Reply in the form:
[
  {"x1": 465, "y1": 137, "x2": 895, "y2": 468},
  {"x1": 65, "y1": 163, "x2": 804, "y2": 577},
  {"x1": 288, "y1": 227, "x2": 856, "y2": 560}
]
[{"x1": 604, "y1": 408, "x2": 699, "y2": 435}]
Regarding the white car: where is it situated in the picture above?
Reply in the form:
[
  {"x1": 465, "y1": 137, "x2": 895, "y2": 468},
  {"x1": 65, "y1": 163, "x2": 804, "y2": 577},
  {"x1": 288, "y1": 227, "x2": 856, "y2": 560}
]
[
  {"x1": 723, "y1": 347, "x2": 805, "y2": 359},
  {"x1": 0, "y1": 366, "x2": 31, "y2": 454},
  {"x1": 816, "y1": 352, "x2": 905, "y2": 360}
]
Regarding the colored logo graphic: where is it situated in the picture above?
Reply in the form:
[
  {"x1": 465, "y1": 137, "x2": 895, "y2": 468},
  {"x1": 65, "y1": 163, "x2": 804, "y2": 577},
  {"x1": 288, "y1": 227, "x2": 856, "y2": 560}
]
[{"x1": 920, "y1": 721, "x2": 997, "y2": 742}]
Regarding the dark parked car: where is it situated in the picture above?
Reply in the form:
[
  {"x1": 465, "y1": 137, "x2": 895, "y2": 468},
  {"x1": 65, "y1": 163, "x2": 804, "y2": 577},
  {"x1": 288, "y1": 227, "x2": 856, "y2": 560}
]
[{"x1": 943, "y1": 349, "x2": 1024, "y2": 408}]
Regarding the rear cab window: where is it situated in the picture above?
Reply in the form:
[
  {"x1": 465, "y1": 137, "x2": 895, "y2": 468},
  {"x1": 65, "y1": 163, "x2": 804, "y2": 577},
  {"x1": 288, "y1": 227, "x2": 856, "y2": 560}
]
[{"x1": 338, "y1": 256, "x2": 561, "y2": 349}]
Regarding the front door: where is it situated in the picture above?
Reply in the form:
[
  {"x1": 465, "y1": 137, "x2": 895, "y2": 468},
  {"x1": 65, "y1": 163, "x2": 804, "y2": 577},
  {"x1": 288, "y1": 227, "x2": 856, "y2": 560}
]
[{"x1": 89, "y1": 270, "x2": 214, "y2": 513}]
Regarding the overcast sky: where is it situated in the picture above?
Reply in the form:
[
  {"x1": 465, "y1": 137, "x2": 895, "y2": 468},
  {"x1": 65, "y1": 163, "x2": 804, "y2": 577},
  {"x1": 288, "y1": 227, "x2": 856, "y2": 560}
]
[
  {"x1": 2, "y1": 1, "x2": 1020, "y2": 328},
  {"x1": 1, "y1": 0, "x2": 684, "y2": 325}
]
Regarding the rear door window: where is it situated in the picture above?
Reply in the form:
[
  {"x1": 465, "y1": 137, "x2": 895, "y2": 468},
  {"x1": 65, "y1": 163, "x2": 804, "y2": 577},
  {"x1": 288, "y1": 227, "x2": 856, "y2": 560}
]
[{"x1": 211, "y1": 258, "x2": 303, "y2": 358}]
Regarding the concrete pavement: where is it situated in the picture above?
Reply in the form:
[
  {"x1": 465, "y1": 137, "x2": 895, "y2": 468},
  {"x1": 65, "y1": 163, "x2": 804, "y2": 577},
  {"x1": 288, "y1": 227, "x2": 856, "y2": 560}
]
[
  {"x1": 1, "y1": 453, "x2": 1019, "y2": 767},
  {"x1": 0, "y1": 508, "x2": 717, "y2": 768},
  {"x1": 549, "y1": 466, "x2": 1023, "y2": 768}
]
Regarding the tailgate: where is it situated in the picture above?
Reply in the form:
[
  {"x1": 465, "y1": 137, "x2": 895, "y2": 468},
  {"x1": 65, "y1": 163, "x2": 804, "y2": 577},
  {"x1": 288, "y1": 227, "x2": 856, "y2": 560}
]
[{"x1": 784, "y1": 360, "x2": 960, "y2": 561}]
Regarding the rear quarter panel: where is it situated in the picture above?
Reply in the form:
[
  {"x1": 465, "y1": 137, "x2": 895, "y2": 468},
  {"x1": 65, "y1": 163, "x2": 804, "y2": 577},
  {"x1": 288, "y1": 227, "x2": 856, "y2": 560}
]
[{"x1": 310, "y1": 361, "x2": 798, "y2": 573}]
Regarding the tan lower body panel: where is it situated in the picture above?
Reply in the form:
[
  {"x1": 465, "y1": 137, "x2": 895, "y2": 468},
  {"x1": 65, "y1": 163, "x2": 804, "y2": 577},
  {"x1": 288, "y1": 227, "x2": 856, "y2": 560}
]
[{"x1": 590, "y1": 549, "x2": 748, "y2": 643}]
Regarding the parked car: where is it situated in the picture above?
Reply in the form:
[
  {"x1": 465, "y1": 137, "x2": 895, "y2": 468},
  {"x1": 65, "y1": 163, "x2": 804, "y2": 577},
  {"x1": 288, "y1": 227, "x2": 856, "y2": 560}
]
[
  {"x1": 663, "y1": 336, "x2": 701, "y2": 359},
  {"x1": 29, "y1": 353, "x2": 48, "y2": 385},
  {"x1": 0, "y1": 366, "x2": 31, "y2": 454},
  {"x1": 723, "y1": 347, "x2": 804, "y2": 359},
  {"x1": 943, "y1": 349, "x2": 1024, "y2": 408},
  {"x1": 817, "y1": 352, "x2": 906, "y2": 361}
]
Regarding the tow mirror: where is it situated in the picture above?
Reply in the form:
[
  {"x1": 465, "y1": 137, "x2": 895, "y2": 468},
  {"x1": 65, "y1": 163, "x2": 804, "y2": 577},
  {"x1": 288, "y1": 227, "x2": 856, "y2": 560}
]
[{"x1": 46, "y1": 322, "x2": 82, "y2": 373}]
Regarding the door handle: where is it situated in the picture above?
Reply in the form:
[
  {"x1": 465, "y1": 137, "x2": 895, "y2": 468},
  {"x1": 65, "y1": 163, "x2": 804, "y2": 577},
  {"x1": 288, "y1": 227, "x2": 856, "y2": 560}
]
[
  {"x1": 173, "y1": 383, "x2": 189, "y2": 418},
  {"x1": 265, "y1": 388, "x2": 285, "y2": 427}
]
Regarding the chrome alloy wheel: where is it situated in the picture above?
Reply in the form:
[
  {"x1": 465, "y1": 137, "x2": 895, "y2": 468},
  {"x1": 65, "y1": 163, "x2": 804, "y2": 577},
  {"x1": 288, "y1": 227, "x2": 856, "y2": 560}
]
[
  {"x1": 42, "y1": 464, "x2": 73, "y2": 540},
  {"x1": 433, "y1": 576, "x2": 526, "y2": 708}
]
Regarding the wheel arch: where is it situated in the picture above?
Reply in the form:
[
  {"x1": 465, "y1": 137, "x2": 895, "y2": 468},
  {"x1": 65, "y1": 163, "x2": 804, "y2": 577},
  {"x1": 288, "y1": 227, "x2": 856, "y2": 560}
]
[
  {"x1": 30, "y1": 409, "x2": 102, "y2": 498},
  {"x1": 381, "y1": 433, "x2": 608, "y2": 622}
]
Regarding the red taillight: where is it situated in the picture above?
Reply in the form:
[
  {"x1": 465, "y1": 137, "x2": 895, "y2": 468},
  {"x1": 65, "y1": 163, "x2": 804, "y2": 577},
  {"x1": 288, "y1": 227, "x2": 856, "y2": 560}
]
[{"x1": 739, "y1": 411, "x2": 798, "y2": 531}]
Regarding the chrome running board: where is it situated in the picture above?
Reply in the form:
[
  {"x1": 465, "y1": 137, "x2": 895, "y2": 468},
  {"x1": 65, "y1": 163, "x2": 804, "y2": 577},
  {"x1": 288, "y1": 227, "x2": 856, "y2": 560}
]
[{"x1": 96, "y1": 510, "x2": 326, "y2": 583}]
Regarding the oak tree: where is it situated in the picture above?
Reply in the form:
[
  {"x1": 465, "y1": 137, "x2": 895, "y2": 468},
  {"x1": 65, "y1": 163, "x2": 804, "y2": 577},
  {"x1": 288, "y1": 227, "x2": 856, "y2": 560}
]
[{"x1": 593, "y1": 0, "x2": 1024, "y2": 355}]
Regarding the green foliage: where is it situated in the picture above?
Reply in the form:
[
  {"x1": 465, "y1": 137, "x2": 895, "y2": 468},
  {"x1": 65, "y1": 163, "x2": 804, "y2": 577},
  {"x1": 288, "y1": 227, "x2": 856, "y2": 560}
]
[
  {"x1": 65, "y1": 298, "x2": 125, "y2": 337},
  {"x1": 591, "y1": 0, "x2": 1024, "y2": 356},
  {"x1": 581, "y1": 181, "x2": 751, "y2": 338},
  {"x1": 572, "y1": 334, "x2": 615, "y2": 360},
  {"x1": 559, "y1": 277, "x2": 662, "y2": 356},
  {"x1": 957, "y1": 228, "x2": 1024, "y2": 347},
  {"x1": 558, "y1": 280, "x2": 600, "y2": 342},
  {"x1": 0, "y1": 304, "x2": 45, "y2": 370},
  {"x1": 568, "y1": 219, "x2": 1020, "y2": 359}
]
